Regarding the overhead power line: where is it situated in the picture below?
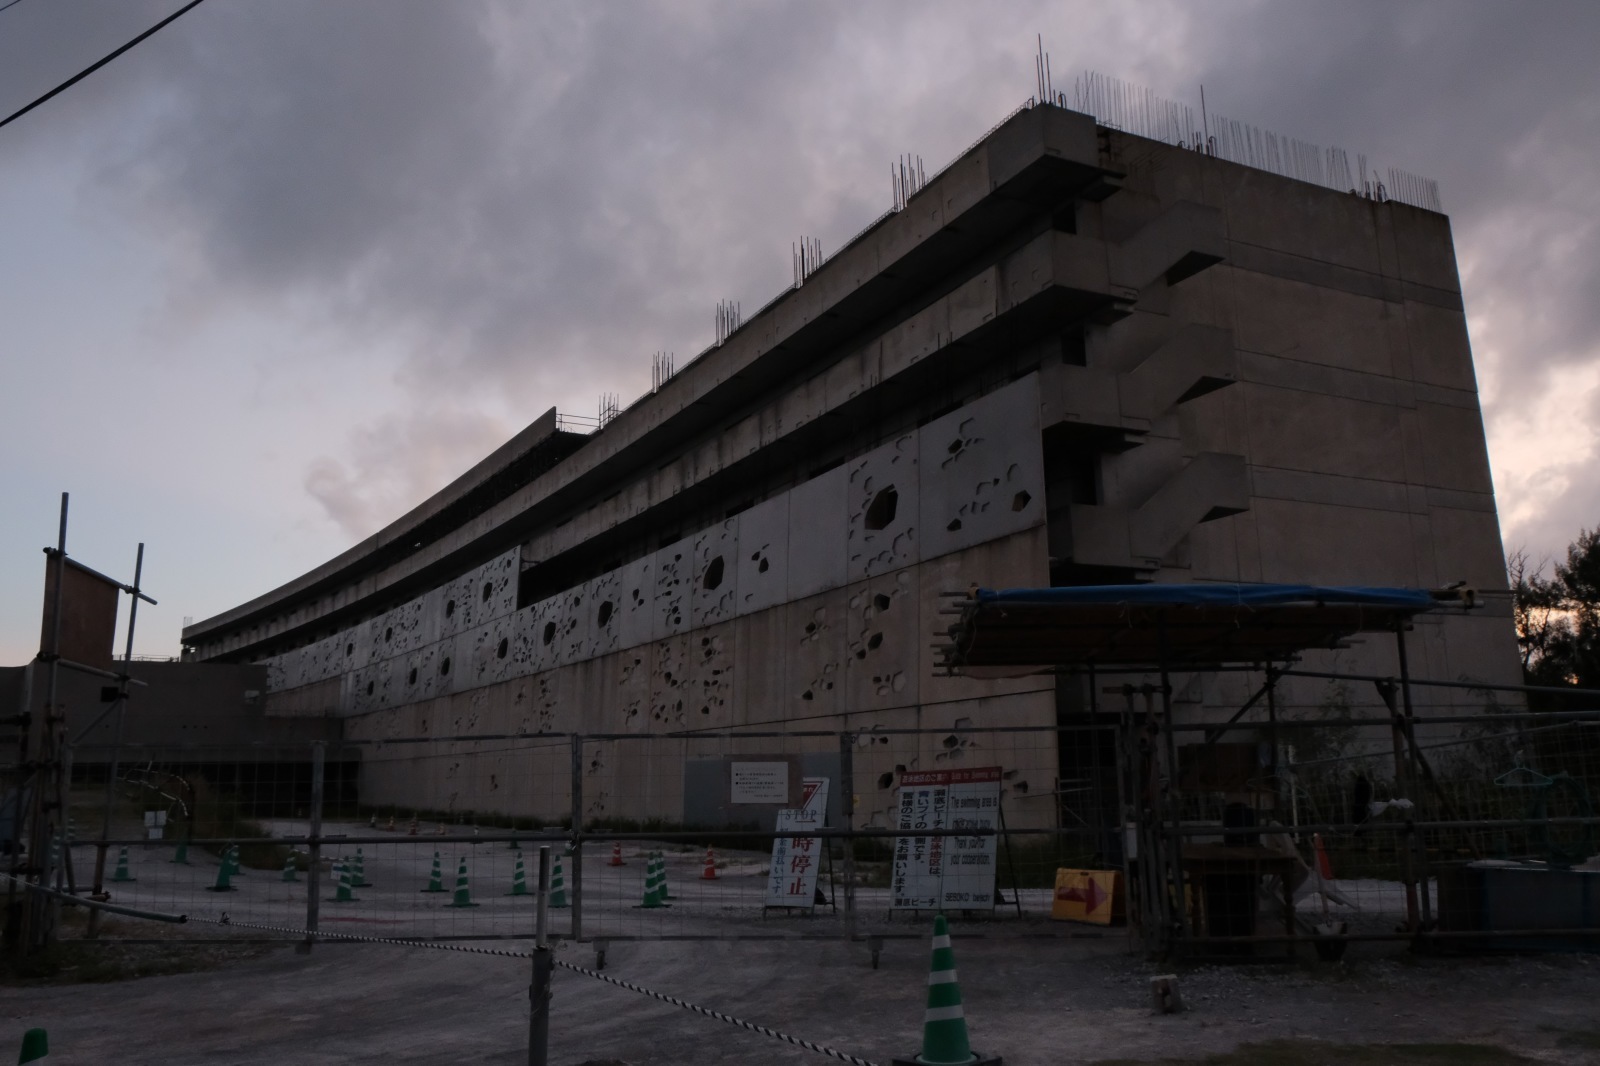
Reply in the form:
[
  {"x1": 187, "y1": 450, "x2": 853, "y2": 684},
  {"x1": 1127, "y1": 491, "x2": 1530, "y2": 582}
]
[{"x1": 0, "y1": 0, "x2": 209, "y2": 134}]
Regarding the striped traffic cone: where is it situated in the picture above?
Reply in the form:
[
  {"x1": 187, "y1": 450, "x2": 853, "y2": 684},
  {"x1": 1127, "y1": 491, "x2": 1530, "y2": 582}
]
[
  {"x1": 350, "y1": 848, "x2": 372, "y2": 887},
  {"x1": 328, "y1": 860, "x2": 357, "y2": 903},
  {"x1": 170, "y1": 838, "x2": 191, "y2": 865},
  {"x1": 282, "y1": 853, "x2": 299, "y2": 882},
  {"x1": 385, "y1": 815, "x2": 396, "y2": 831},
  {"x1": 206, "y1": 856, "x2": 236, "y2": 892},
  {"x1": 421, "y1": 851, "x2": 447, "y2": 893},
  {"x1": 549, "y1": 854, "x2": 569, "y2": 909},
  {"x1": 608, "y1": 842, "x2": 625, "y2": 866},
  {"x1": 891, "y1": 915, "x2": 999, "y2": 1066},
  {"x1": 507, "y1": 852, "x2": 531, "y2": 896},
  {"x1": 223, "y1": 844, "x2": 242, "y2": 877},
  {"x1": 109, "y1": 846, "x2": 136, "y2": 883},
  {"x1": 446, "y1": 857, "x2": 479, "y2": 908},
  {"x1": 408, "y1": 818, "x2": 419, "y2": 836},
  {"x1": 701, "y1": 846, "x2": 719, "y2": 880},
  {"x1": 17, "y1": 1027, "x2": 47, "y2": 1063},
  {"x1": 656, "y1": 851, "x2": 673, "y2": 900},
  {"x1": 636, "y1": 853, "x2": 669, "y2": 908}
]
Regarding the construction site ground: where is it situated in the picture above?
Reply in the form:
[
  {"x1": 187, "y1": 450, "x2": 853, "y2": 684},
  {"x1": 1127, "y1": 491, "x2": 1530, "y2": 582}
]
[{"x1": 7, "y1": 922, "x2": 1600, "y2": 1064}]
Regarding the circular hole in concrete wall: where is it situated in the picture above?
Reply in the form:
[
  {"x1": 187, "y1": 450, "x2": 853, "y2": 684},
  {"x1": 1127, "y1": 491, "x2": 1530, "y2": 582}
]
[
  {"x1": 542, "y1": 621, "x2": 556, "y2": 646},
  {"x1": 385, "y1": 627, "x2": 393, "y2": 643},
  {"x1": 597, "y1": 600, "x2": 614, "y2": 628},
  {"x1": 702, "y1": 556, "x2": 724, "y2": 590},
  {"x1": 864, "y1": 486, "x2": 898, "y2": 530},
  {"x1": 481, "y1": 581, "x2": 493, "y2": 602},
  {"x1": 445, "y1": 599, "x2": 455, "y2": 618},
  {"x1": 439, "y1": 657, "x2": 451, "y2": 677},
  {"x1": 496, "y1": 637, "x2": 508, "y2": 659},
  {"x1": 407, "y1": 667, "x2": 418, "y2": 685}
]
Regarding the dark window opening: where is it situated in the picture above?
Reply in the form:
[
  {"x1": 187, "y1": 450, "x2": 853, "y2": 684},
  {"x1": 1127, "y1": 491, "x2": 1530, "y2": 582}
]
[
  {"x1": 384, "y1": 627, "x2": 393, "y2": 643},
  {"x1": 445, "y1": 599, "x2": 455, "y2": 618},
  {"x1": 1059, "y1": 329, "x2": 1087, "y2": 367},
  {"x1": 873, "y1": 594, "x2": 891, "y2": 611},
  {"x1": 702, "y1": 556, "x2": 725, "y2": 590},
  {"x1": 407, "y1": 667, "x2": 418, "y2": 685},
  {"x1": 345, "y1": 642, "x2": 354, "y2": 656},
  {"x1": 542, "y1": 621, "x2": 556, "y2": 646},
  {"x1": 1012, "y1": 489, "x2": 1032, "y2": 511},
  {"x1": 597, "y1": 600, "x2": 614, "y2": 628},
  {"x1": 439, "y1": 657, "x2": 451, "y2": 677},
  {"x1": 496, "y1": 637, "x2": 508, "y2": 659},
  {"x1": 481, "y1": 581, "x2": 493, "y2": 603},
  {"x1": 864, "y1": 486, "x2": 899, "y2": 530},
  {"x1": 366, "y1": 681, "x2": 374, "y2": 696}
]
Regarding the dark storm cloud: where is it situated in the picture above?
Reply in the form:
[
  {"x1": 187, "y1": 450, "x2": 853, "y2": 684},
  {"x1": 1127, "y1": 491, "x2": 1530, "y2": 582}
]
[{"x1": 5, "y1": 0, "x2": 1595, "y2": 554}]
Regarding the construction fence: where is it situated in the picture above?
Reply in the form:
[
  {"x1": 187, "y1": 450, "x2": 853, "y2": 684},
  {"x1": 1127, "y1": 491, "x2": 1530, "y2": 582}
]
[{"x1": 8, "y1": 698, "x2": 1600, "y2": 960}]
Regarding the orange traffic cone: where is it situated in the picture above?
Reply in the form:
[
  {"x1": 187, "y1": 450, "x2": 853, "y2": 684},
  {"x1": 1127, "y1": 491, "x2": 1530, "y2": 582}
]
[
  {"x1": 408, "y1": 818, "x2": 419, "y2": 836},
  {"x1": 385, "y1": 815, "x2": 396, "y2": 831},
  {"x1": 608, "y1": 842, "x2": 625, "y2": 867},
  {"x1": 700, "y1": 846, "x2": 719, "y2": 881},
  {"x1": 1313, "y1": 833, "x2": 1334, "y2": 879}
]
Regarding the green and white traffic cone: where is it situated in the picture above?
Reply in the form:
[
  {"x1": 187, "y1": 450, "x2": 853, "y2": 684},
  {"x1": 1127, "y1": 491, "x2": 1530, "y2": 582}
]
[
  {"x1": 206, "y1": 855, "x2": 236, "y2": 892},
  {"x1": 549, "y1": 854, "x2": 569, "y2": 909},
  {"x1": 328, "y1": 860, "x2": 356, "y2": 903},
  {"x1": 656, "y1": 851, "x2": 673, "y2": 900},
  {"x1": 17, "y1": 1027, "x2": 48, "y2": 1063},
  {"x1": 637, "y1": 853, "x2": 668, "y2": 909},
  {"x1": 420, "y1": 850, "x2": 447, "y2": 893},
  {"x1": 507, "y1": 852, "x2": 531, "y2": 896},
  {"x1": 223, "y1": 844, "x2": 242, "y2": 877},
  {"x1": 446, "y1": 857, "x2": 479, "y2": 908},
  {"x1": 891, "y1": 915, "x2": 1000, "y2": 1066},
  {"x1": 170, "y1": 838, "x2": 191, "y2": 865},
  {"x1": 350, "y1": 848, "x2": 371, "y2": 888},
  {"x1": 109, "y1": 845, "x2": 135, "y2": 883},
  {"x1": 281, "y1": 853, "x2": 299, "y2": 882}
]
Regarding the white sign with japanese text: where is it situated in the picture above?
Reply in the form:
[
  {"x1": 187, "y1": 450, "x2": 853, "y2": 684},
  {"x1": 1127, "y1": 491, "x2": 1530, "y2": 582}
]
[
  {"x1": 731, "y1": 761, "x2": 790, "y2": 804},
  {"x1": 891, "y1": 767, "x2": 1001, "y2": 910},
  {"x1": 764, "y1": 777, "x2": 829, "y2": 908}
]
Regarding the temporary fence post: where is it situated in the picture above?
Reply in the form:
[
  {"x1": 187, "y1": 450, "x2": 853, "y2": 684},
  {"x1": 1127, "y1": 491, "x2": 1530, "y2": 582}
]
[
  {"x1": 838, "y1": 731, "x2": 856, "y2": 942},
  {"x1": 1394, "y1": 622, "x2": 1433, "y2": 933},
  {"x1": 568, "y1": 734, "x2": 583, "y2": 942},
  {"x1": 528, "y1": 846, "x2": 552, "y2": 1066},
  {"x1": 300, "y1": 741, "x2": 326, "y2": 954}
]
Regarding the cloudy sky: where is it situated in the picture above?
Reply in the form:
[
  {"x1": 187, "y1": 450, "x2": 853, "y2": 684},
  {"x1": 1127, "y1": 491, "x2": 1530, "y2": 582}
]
[{"x1": 2, "y1": 0, "x2": 1597, "y2": 663}]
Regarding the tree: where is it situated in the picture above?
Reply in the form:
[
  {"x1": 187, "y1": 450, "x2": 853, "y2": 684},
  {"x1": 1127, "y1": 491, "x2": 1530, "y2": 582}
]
[{"x1": 1509, "y1": 527, "x2": 1600, "y2": 693}]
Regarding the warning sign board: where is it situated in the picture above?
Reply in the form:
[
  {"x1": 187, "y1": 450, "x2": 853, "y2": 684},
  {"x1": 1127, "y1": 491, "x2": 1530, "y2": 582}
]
[
  {"x1": 1050, "y1": 868, "x2": 1120, "y2": 924},
  {"x1": 765, "y1": 777, "x2": 829, "y2": 908},
  {"x1": 890, "y1": 767, "x2": 1001, "y2": 910}
]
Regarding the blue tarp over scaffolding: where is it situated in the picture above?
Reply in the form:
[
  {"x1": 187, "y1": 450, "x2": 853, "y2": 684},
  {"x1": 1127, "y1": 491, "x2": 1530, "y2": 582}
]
[{"x1": 942, "y1": 583, "x2": 1444, "y2": 670}]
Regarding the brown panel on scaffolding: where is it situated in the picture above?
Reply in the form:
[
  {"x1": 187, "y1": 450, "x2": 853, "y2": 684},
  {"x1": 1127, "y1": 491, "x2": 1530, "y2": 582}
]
[{"x1": 40, "y1": 556, "x2": 120, "y2": 670}]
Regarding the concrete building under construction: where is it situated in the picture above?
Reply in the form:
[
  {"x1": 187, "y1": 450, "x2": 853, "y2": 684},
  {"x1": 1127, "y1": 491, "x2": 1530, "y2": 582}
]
[{"x1": 181, "y1": 102, "x2": 1521, "y2": 831}]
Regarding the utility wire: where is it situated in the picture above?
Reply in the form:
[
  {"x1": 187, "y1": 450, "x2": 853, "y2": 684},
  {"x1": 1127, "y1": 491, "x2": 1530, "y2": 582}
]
[
  {"x1": 0, "y1": 0, "x2": 29, "y2": 16},
  {"x1": 0, "y1": 0, "x2": 209, "y2": 133}
]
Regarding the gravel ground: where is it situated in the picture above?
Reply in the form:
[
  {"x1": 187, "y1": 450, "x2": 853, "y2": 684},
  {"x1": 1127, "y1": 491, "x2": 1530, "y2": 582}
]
[{"x1": 6, "y1": 929, "x2": 1600, "y2": 1065}]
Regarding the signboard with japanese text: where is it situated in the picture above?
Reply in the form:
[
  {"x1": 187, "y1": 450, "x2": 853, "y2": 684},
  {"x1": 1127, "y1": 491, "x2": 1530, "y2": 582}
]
[
  {"x1": 764, "y1": 777, "x2": 829, "y2": 908},
  {"x1": 890, "y1": 767, "x2": 1002, "y2": 910},
  {"x1": 731, "y1": 761, "x2": 791, "y2": 804}
]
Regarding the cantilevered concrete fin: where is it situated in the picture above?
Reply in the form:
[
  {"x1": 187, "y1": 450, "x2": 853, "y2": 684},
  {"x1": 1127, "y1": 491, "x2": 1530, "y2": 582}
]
[
  {"x1": 1109, "y1": 201, "x2": 1226, "y2": 290},
  {"x1": 1053, "y1": 452, "x2": 1248, "y2": 570}
]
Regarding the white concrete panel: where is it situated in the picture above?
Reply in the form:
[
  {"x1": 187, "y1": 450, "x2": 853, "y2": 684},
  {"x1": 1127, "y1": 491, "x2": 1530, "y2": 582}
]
[
  {"x1": 735, "y1": 495, "x2": 789, "y2": 617},
  {"x1": 919, "y1": 376, "x2": 1046, "y2": 560},
  {"x1": 786, "y1": 464, "x2": 848, "y2": 599},
  {"x1": 842, "y1": 569, "x2": 921, "y2": 713},
  {"x1": 524, "y1": 594, "x2": 563, "y2": 675},
  {"x1": 616, "y1": 555, "x2": 655, "y2": 651},
  {"x1": 688, "y1": 622, "x2": 735, "y2": 726},
  {"x1": 264, "y1": 654, "x2": 288, "y2": 692},
  {"x1": 691, "y1": 519, "x2": 739, "y2": 628},
  {"x1": 654, "y1": 535, "x2": 695, "y2": 637},
  {"x1": 555, "y1": 583, "x2": 592, "y2": 666},
  {"x1": 847, "y1": 432, "x2": 920, "y2": 580},
  {"x1": 389, "y1": 594, "x2": 432, "y2": 656},
  {"x1": 588, "y1": 568, "x2": 623, "y2": 658},
  {"x1": 483, "y1": 548, "x2": 521, "y2": 623},
  {"x1": 648, "y1": 634, "x2": 692, "y2": 728},
  {"x1": 458, "y1": 617, "x2": 514, "y2": 692}
]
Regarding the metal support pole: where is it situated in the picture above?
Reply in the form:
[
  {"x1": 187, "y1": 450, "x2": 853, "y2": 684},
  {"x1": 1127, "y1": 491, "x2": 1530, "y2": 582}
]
[
  {"x1": 33, "y1": 494, "x2": 69, "y2": 949},
  {"x1": 300, "y1": 741, "x2": 326, "y2": 954},
  {"x1": 568, "y1": 735, "x2": 583, "y2": 943},
  {"x1": 1374, "y1": 679, "x2": 1420, "y2": 934},
  {"x1": 1394, "y1": 623, "x2": 1433, "y2": 933},
  {"x1": 528, "y1": 846, "x2": 552, "y2": 1066},
  {"x1": 90, "y1": 542, "x2": 143, "y2": 939},
  {"x1": 839, "y1": 731, "x2": 856, "y2": 943}
]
